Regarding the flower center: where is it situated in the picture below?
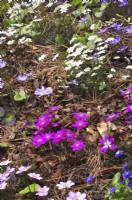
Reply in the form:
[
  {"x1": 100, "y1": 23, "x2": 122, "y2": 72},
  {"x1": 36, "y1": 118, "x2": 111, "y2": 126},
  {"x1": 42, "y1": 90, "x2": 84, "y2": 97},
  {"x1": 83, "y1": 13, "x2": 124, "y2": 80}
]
[{"x1": 104, "y1": 140, "x2": 111, "y2": 147}]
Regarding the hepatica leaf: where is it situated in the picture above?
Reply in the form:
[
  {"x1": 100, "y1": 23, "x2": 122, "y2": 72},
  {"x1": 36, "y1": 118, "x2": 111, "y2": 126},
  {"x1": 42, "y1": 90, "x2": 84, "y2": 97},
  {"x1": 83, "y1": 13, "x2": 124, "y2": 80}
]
[
  {"x1": 3, "y1": 111, "x2": 16, "y2": 126},
  {"x1": 19, "y1": 184, "x2": 40, "y2": 195},
  {"x1": 14, "y1": 89, "x2": 27, "y2": 101}
]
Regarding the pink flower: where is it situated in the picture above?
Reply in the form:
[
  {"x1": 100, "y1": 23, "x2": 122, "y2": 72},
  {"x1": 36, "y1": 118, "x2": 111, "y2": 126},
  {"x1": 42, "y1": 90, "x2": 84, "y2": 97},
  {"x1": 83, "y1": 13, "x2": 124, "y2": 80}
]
[
  {"x1": 70, "y1": 140, "x2": 85, "y2": 151},
  {"x1": 99, "y1": 134, "x2": 116, "y2": 153},
  {"x1": 72, "y1": 121, "x2": 88, "y2": 130},
  {"x1": 35, "y1": 113, "x2": 51, "y2": 129},
  {"x1": 121, "y1": 87, "x2": 132, "y2": 96},
  {"x1": 36, "y1": 186, "x2": 50, "y2": 196}
]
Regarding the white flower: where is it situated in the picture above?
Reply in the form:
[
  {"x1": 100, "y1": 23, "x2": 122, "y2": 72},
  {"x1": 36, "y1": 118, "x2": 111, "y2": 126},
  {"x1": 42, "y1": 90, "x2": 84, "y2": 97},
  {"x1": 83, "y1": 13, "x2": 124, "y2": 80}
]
[
  {"x1": 126, "y1": 65, "x2": 132, "y2": 69},
  {"x1": 52, "y1": 53, "x2": 59, "y2": 61},
  {"x1": 55, "y1": 3, "x2": 71, "y2": 13},
  {"x1": 107, "y1": 74, "x2": 113, "y2": 78},
  {"x1": 84, "y1": 67, "x2": 90, "y2": 72},
  {"x1": 76, "y1": 71, "x2": 84, "y2": 78},
  {"x1": 38, "y1": 54, "x2": 46, "y2": 61},
  {"x1": 56, "y1": 180, "x2": 75, "y2": 190},
  {"x1": 111, "y1": 68, "x2": 116, "y2": 72},
  {"x1": 0, "y1": 159, "x2": 11, "y2": 166},
  {"x1": 122, "y1": 75, "x2": 130, "y2": 79}
]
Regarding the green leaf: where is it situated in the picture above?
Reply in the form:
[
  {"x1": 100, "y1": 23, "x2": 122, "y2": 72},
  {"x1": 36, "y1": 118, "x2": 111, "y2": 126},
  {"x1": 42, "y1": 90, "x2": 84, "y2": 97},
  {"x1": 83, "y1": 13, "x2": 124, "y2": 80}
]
[
  {"x1": 72, "y1": 0, "x2": 81, "y2": 6},
  {"x1": 93, "y1": 8, "x2": 104, "y2": 18},
  {"x1": 19, "y1": 184, "x2": 40, "y2": 195},
  {"x1": 100, "y1": 2, "x2": 109, "y2": 11},
  {"x1": 0, "y1": 143, "x2": 8, "y2": 147},
  {"x1": 112, "y1": 172, "x2": 121, "y2": 186},
  {"x1": 14, "y1": 89, "x2": 27, "y2": 101},
  {"x1": 3, "y1": 111, "x2": 16, "y2": 126}
]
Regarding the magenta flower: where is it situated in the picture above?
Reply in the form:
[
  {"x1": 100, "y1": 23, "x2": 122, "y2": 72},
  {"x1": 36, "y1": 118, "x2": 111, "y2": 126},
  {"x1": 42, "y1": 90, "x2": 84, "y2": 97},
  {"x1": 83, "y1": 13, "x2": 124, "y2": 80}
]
[
  {"x1": 0, "y1": 78, "x2": 4, "y2": 89},
  {"x1": 121, "y1": 88, "x2": 132, "y2": 96},
  {"x1": 35, "y1": 86, "x2": 53, "y2": 97},
  {"x1": 36, "y1": 186, "x2": 50, "y2": 196},
  {"x1": 99, "y1": 134, "x2": 116, "y2": 153},
  {"x1": 28, "y1": 173, "x2": 42, "y2": 180},
  {"x1": 126, "y1": 105, "x2": 132, "y2": 113},
  {"x1": 105, "y1": 113, "x2": 121, "y2": 122},
  {"x1": 44, "y1": 132, "x2": 53, "y2": 142},
  {"x1": 52, "y1": 122, "x2": 60, "y2": 127},
  {"x1": 65, "y1": 129, "x2": 76, "y2": 141},
  {"x1": 32, "y1": 134, "x2": 47, "y2": 146},
  {"x1": 16, "y1": 165, "x2": 31, "y2": 174},
  {"x1": 70, "y1": 140, "x2": 85, "y2": 151},
  {"x1": 48, "y1": 106, "x2": 60, "y2": 113},
  {"x1": 125, "y1": 114, "x2": 132, "y2": 125},
  {"x1": 73, "y1": 112, "x2": 89, "y2": 121},
  {"x1": 52, "y1": 128, "x2": 65, "y2": 144},
  {"x1": 72, "y1": 120, "x2": 88, "y2": 130},
  {"x1": 35, "y1": 114, "x2": 50, "y2": 129}
]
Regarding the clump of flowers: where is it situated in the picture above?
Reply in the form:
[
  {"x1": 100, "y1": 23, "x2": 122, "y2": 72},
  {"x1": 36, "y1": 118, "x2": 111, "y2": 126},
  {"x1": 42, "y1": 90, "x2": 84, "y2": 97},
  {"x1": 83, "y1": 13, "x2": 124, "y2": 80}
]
[{"x1": 32, "y1": 108, "x2": 89, "y2": 152}]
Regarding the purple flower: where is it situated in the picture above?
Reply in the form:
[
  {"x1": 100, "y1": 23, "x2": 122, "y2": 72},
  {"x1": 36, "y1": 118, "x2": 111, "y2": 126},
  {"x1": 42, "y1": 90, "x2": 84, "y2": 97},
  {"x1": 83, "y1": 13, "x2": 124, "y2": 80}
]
[
  {"x1": 52, "y1": 128, "x2": 65, "y2": 144},
  {"x1": 0, "y1": 59, "x2": 6, "y2": 68},
  {"x1": 32, "y1": 134, "x2": 47, "y2": 146},
  {"x1": 115, "y1": 150, "x2": 123, "y2": 158},
  {"x1": 66, "y1": 191, "x2": 87, "y2": 200},
  {"x1": 98, "y1": 27, "x2": 109, "y2": 34},
  {"x1": 126, "y1": 104, "x2": 132, "y2": 113},
  {"x1": 70, "y1": 140, "x2": 85, "y2": 151},
  {"x1": 0, "y1": 78, "x2": 4, "y2": 89},
  {"x1": 0, "y1": 173, "x2": 9, "y2": 182},
  {"x1": 35, "y1": 86, "x2": 53, "y2": 97},
  {"x1": 65, "y1": 129, "x2": 76, "y2": 141},
  {"x1": 87, "y1": 175, "x2": 93, "y2": 184},
  {"x1": 110, "y1": 186, "x2": 116, "y2": 193},
  {"x1": 122, "y1": 170, "x2": 132, "y2": 179},
  {"x1": 119, "y1": 0, "x2": 128, "y2": 7},
  {"x1": 126, "y1": 97, "x2": 132, "y2": 101},
  {"x1": 73, "y1": 112, "x2": 89, "y2": 121},
  {"x1": 0, "y1": 182, "x2": 7, "y2": 190},
  {"x1": 67, "y1": 80, "x2": 79, "y2": 85},
  {"x1": 36, "y1": 186, "x2": 50, "y2": 196},
  {"x1": 99, "y1": 134, "x2": 116, "y2": 153},
  {"x1": 44, "y1": 132, "x2": 53, "y2": 142},
  {"x1": 72, "y1": 120, "x2": 88, "y2": 130},
  {"x1": 16, "y1": 165, "x2": 31, "y2": 174},
  {"x1": 48, "y1": 106, "x2": 60, "y2": 113},
  {"x1": 109, "y1": 36, "x2": 122, "y2": 45},
  {"x1": 4, "y1": 166, "x2": 15, "y2": 177},
  {"x1": 117, "y1": 46, "x2": 128, "y2": 53},
  {"x1": 121, "y1": 87, "x2": 132, "y2": 96},
  {"x1": 28, "y1": 173, "x2": 42, "y2": 180},
  {"x1": 78, "y1": 17, "x2": 88, "y2": 23},
  {"x1": 125, "y1": 114, "x2": 132, "y2": 125},
  {"x1": 56, "y1": 180, "x2": 75, "y2": 190},
  {"x1": 125, "y1": 26, "x2": 132, "y2": 34},
  {"x1": 105, "y1": 113, "x2": 121, "y2": 122},
  {"x1": 128, "y1": 182, "x2": 132, "y2": 187},
  {"x1": 0, "y1": 159, "x2": 11, "y2": 166},
  {"x1": 123, "y1": 163, "x2": 129, "y2": 170},
  {"x1": 16, "y1": 74, "x2": 28, "y2": 81},
  {"x1": 109, "y1": 22, "x2": 119, "y2": 28}
]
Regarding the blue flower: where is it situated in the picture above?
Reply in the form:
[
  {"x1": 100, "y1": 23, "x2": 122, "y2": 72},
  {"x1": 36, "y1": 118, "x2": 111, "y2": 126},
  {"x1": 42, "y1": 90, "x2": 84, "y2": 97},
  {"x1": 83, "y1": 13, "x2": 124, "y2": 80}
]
[
  {"x1": 87, "y1": 175, "x2": 93, "y2": 184},
  {"x1": 122, "y1": 171, "x2": 132, "y2": 179},
  {"x1": 78, "y1": 17, "x2": 88, "y2": 23},
  {"x1": 123, "y1": 163, "x2": 129, "y2": 170},
  {"x1": 128, "y1": 182, "x2": 132, "y2": 187},
  {"x1": 110, "y1": 186, "x2": 116, "y2": 193},
  {"x1": 115, "y1": 150, "x2": 123, "y2": 158}
]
